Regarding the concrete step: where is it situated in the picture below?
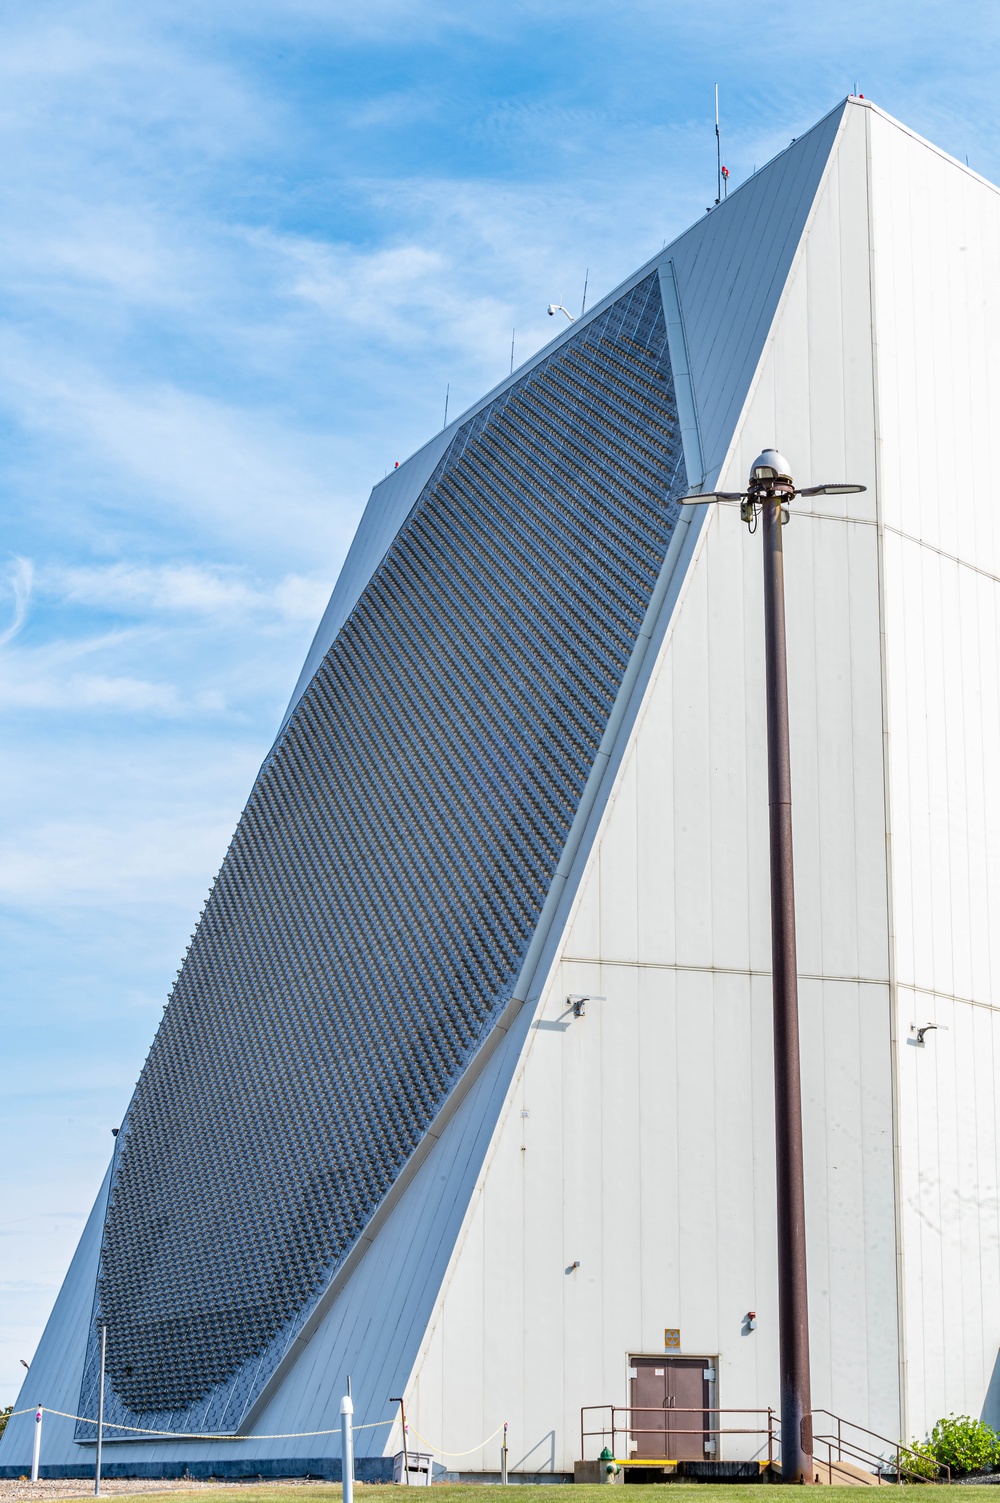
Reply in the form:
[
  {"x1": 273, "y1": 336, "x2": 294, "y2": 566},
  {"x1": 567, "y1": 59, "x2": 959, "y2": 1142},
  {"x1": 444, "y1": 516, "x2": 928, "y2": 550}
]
[{"x1": 812, "y1": 1458, "x2": 884, "y2": 1486}]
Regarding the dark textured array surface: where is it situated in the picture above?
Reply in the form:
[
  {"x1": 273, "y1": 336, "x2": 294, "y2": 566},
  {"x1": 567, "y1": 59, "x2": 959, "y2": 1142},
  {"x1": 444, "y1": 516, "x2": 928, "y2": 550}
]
[{"x1": 78, "y1": 271, "x2": 687, "y2": 1437}]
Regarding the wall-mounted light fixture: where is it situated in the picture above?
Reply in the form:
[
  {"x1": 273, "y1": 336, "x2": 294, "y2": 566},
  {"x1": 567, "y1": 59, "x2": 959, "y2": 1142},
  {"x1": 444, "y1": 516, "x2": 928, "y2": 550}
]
[
  {"x1": 567, "y1": 993, "x2": 606, "y2": 1018},
  {"x1": 911, "y1": 1022, "x2": 948, "y2": 1046}
]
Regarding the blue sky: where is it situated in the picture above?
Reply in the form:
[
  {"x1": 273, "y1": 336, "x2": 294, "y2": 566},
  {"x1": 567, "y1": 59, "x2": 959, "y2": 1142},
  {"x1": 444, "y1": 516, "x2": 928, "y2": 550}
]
[{"x1": 2, "y1": 0, "x2": 997, "y2": 1405}]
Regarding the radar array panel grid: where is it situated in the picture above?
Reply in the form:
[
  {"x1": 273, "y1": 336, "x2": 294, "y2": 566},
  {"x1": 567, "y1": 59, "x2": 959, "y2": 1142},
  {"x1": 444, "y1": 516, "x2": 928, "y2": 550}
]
[{"x1": 78, "y1": 270, "x2": 688, "y2": 1437}]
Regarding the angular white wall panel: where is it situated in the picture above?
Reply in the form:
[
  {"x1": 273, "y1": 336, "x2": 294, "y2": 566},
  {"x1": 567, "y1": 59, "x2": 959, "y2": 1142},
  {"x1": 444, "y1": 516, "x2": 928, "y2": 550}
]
[
  {"x1": 870, "y1": 101, "x2": 1000, "y2": 1441},
  {"x1": 870, "y1": 113, "x2": 1000, "y2": 574},
  {"x1": 896, "y1": 988, "x2": 1000, "y2": 1438}
]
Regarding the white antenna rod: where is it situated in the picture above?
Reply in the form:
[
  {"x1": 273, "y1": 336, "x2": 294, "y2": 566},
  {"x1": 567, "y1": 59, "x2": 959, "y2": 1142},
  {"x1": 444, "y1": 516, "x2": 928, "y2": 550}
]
[
  {"x1": 442, "y1": 383, "x2": 449, "y2": 429},
  {"x1": 581, "y1": 269, "x2": 589, "y2": 317},
  {"x1": 510, "y1": 328, "x2": 515, "y2": 374}
]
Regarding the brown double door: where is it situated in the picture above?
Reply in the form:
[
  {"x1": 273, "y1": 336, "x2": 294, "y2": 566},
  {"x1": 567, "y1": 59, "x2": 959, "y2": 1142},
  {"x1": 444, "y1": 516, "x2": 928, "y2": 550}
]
[{"x1": 629, "y1": 1356, "x2": 711, "y2": 1461}]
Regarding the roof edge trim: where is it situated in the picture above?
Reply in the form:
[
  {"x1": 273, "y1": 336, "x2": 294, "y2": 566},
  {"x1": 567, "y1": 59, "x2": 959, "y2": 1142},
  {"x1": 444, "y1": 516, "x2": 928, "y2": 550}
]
[{"x1": 659, "y1": 259, "x2": 705, "y2": 490}]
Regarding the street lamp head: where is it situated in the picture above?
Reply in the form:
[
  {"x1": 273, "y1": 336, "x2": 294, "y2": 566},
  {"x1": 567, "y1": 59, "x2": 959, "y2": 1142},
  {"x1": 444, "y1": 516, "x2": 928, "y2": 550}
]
[
  {"x1": 749, "y1": 449, "x2": 793, "y2": 485},
  {"x1": 678, "y1": 450, "x2": 866, "y2": 523}
]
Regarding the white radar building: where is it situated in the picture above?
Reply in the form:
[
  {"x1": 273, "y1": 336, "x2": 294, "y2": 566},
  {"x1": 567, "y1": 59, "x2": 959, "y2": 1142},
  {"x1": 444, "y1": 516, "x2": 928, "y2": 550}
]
[{"x1": 4, "y1": 94, "x2": 1000, "y2": 1482}]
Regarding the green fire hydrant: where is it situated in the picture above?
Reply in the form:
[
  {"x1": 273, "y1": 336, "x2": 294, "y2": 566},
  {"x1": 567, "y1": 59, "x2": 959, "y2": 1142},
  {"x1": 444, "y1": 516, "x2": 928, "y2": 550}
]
[{"x1": 600, "y1": 1446, "x2": 621, "y2": 1483}]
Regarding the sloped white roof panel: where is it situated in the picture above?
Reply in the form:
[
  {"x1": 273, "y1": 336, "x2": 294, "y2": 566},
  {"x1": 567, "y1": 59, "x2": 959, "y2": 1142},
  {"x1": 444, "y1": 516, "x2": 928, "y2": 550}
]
[
  {"x1": 668, "y1": 100, "x2": 847, "y2": 482},
  {"x1": 279, "y1": 105, "x2": 846, "y2": 733}
]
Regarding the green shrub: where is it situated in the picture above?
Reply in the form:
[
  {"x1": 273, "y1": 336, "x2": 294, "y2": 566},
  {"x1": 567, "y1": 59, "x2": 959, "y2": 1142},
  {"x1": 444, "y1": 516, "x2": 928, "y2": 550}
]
[
  {"x1": 901, "y1": 1438, "x2": 941, "y2": 1481},
  {"x1": 0, "y1": 1405, "x2": 11, "y2": 1440},
  {"x1": 914, "y1": 1414, "x2": 1000, "y2": 1476}
]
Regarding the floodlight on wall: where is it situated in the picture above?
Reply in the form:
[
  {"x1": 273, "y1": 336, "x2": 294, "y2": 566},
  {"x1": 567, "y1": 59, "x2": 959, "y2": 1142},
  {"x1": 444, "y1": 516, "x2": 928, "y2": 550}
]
[
  {"x1": 911, "y1": 1022, "x2": 948, "y2": 1046},
  {"x1": 567, "y1": 992, "x2": 606, "y2": 1018},
  {"x1": 547, "y1": 304, "x2": 576, "y2": 321},
  {"x1": 678, "y1": 448, "x2": 866, "y2": 1484}
]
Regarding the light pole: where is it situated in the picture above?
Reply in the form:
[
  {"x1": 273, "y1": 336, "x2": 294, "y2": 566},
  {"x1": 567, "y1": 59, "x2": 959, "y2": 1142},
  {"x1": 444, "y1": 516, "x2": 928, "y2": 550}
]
[{"x1": 682, "y1": 452, "x2": 865, "y2": 1482}]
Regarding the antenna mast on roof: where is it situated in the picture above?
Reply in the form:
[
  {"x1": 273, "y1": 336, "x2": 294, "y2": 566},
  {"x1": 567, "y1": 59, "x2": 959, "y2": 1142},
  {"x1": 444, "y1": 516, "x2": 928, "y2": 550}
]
[
  {"x1": 715, "y1": 84, "x2": 721, "y2": 205},
  {"x1": 713, "y1": 85, "x2": 729, "y2": 203}
]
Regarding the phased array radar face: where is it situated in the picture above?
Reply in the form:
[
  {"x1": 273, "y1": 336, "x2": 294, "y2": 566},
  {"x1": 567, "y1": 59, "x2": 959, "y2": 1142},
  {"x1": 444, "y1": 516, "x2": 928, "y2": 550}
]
[{"x1": 78, "y1": 271, "x2": 688, "y2": 1437}]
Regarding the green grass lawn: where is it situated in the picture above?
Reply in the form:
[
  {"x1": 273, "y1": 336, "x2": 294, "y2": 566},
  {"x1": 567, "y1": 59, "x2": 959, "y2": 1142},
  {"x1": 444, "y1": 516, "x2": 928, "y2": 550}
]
[{"x1": 57, "y1": 1488, "x2": 1000, "y2": 1503}]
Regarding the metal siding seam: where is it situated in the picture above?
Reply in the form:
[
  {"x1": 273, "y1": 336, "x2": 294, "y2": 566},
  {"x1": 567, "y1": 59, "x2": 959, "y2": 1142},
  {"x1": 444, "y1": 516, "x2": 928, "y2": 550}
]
[{"x1": 865, "y1": 102, "x2": 909, "y2": 1446}]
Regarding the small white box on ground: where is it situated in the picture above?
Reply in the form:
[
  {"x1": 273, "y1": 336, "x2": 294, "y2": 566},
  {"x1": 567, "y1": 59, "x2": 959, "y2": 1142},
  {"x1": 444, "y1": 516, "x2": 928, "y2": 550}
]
[{"x1": 393, "y1": 1451, "x2": 433, "y2": 1485}]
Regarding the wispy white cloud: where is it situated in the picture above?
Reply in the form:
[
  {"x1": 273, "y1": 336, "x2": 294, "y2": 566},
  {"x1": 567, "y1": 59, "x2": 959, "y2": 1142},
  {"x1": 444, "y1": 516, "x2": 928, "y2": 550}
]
[
  {"x1": 0, "y1": 625, "x2": 223, "y2": 716},
  {"x1": 258, "y1": 229, "x2": 515, "y2": 355},
  {"x1": 3, "y1": 672, "x2": 188, "y2": 714},
  {"x1": 0, "y1": 809, "x2": 232, "y2": 907},
  {"x1": 0, "y1": 336, "x2": 354, "y2": 558},
  {"x1": 43, "y1": 560, "x2": 332, "y2": 624},
  {"x1": 0, "y1": 557, "x2": 34, "y2": 646}
]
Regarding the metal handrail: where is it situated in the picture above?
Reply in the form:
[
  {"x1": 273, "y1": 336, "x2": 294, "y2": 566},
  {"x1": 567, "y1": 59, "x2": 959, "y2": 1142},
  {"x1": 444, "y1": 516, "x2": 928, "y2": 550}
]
[
  {"x1": 580, "y1": 1403, "x2": 777, "y2": 1466},
  {"x1": 582, "y1": 1401, "x2": 950, "y2": 1483},
  {"x1": 811, "y1": 1408, "x2": 951, "y2": 1486}
]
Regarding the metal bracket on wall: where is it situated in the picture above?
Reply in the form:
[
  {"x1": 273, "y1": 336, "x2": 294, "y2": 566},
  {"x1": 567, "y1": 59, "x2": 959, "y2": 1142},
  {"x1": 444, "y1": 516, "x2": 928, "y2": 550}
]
[
  {"x1": 910, "y1": 1022, "x2": 948, "y2": 1046},
  {"x1": 567, "y1": 993, "x2": 606, "y2": 1018}
]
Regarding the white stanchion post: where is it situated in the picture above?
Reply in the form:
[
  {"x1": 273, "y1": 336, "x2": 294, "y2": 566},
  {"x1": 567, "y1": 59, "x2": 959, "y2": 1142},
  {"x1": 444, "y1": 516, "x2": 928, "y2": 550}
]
[
  {"x1": 31, "y1": 1407, "x2": 43, "y2": 1482},
  {"x1": 95, "y1": 1323, "x2": 107, "y2": 1496},
  {"x1": 340, "y1": 1393, "x2": 354, "y2": 1503}
]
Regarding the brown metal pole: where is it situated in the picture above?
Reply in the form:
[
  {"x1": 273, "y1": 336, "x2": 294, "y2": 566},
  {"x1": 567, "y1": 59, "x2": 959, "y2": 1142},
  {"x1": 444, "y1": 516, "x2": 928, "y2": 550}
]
[
  {"x1": 391, "y1": 1396, "x2": 410, "y2": 1484},
  {"x1": 760, "y1": 488, "x2": 813, "y2": 1484}
]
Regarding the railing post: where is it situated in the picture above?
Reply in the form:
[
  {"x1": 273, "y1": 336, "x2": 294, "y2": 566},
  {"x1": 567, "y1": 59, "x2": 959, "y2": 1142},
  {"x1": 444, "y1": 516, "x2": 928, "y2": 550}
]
[
  {"x1": 31, "y1": 1406, "x2": 42, "y2": 1482},
  {"x1": 94, "y1": 1323, "x2": 107, "y2": 1496},
  {"x1": 340, "y1": 1393, "x2": 354, "y2": 1503}
]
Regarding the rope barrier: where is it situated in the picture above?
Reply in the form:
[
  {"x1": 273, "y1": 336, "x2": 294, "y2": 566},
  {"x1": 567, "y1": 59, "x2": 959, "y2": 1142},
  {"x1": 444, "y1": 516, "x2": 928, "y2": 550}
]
[
  {"x1": 19, "y1": 1408, "x2": 396, "y2": 1442},
  {"x1": 29, "y1": 1409, "x2": 243, "y2": 1441},
  {"x1": 405, "y1": 1421, "x2": 506, "y2": 1457},
  {"x1": 8, "y1": 1404, "x2": 502, "y2": 1457}
]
